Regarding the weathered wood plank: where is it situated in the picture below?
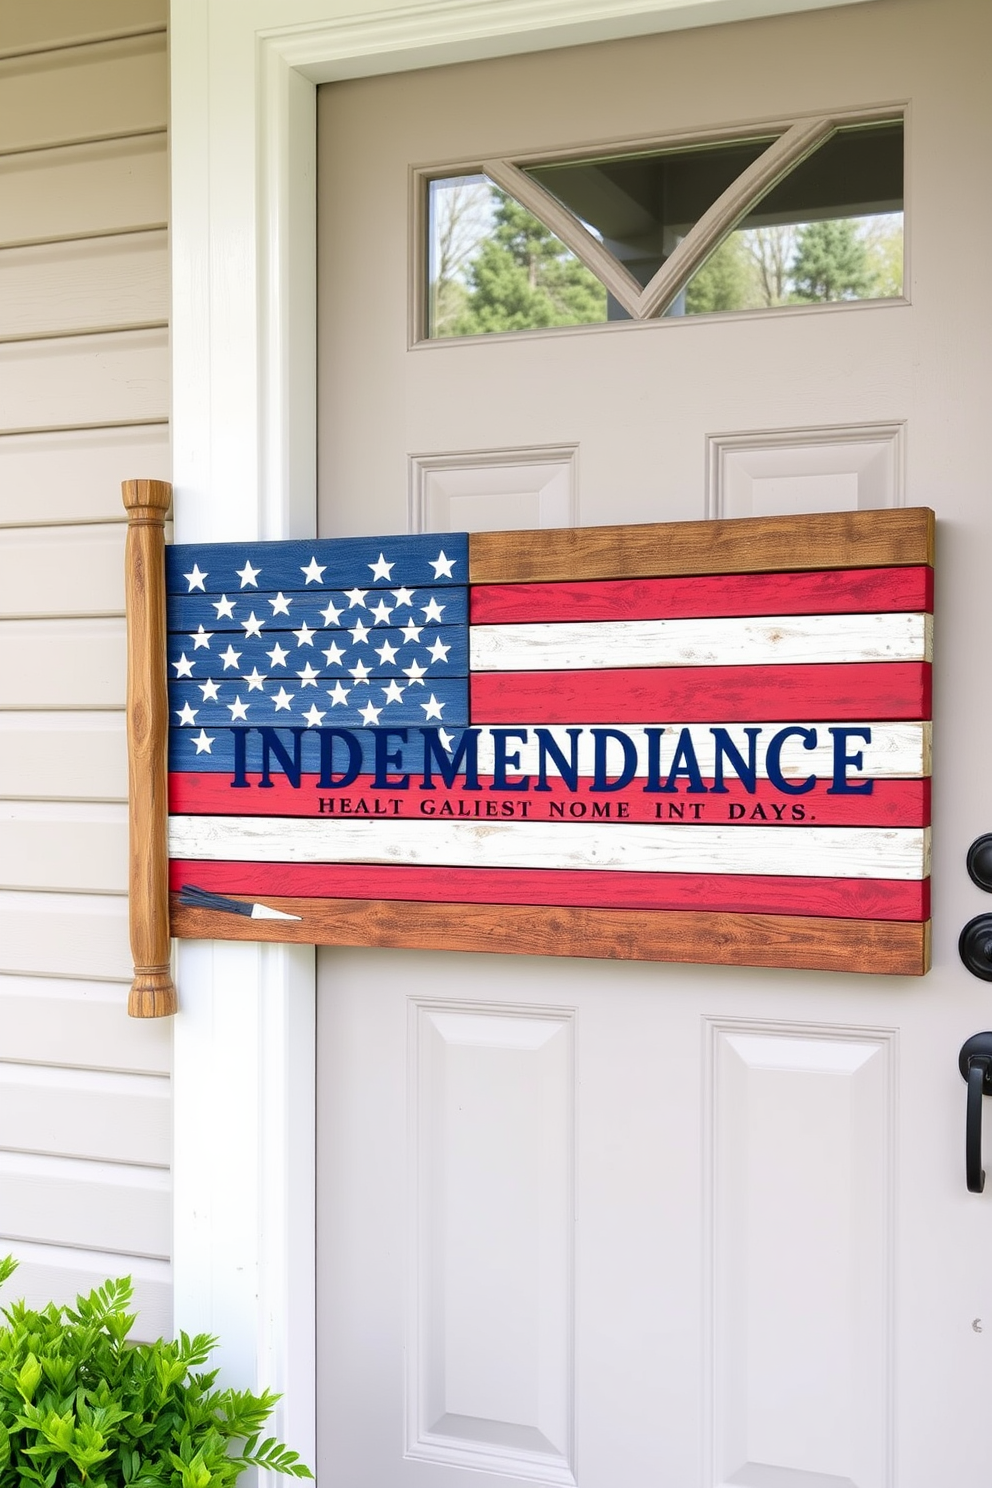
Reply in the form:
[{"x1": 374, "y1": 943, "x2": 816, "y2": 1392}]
[
  {"x1": 170, "y1": 894, "x2": 931, "y2": 976},
  {"x1": 470, "y1": 612, "x2": 931, "y2": 671},
  {"x1": 168, "y1": 815, "x2": 930, "y2": 881},
  {"x1": 469, "y1": 508, "x2": 935, "y2": 583}
]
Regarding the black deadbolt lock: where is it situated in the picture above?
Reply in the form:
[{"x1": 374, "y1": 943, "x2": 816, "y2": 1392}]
[
  {"x1": 960, "y1": 915, "x2": 992, "y2": 981},
  {"x1": 968, "y1": 835, "x2": 992, "y2": 892}
]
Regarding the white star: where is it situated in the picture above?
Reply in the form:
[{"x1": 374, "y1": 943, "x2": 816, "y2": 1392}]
[
  {"x1": 296, "y1": 663, "x2": 321, "y2": 687},
  {"x1": 192, "y1": 729, "x2": 215, "y2": 754},
  {"x1": 368, "y1": 552, "x2": 394, "y2": 581},
  {"x1": 427, "y1": 636, "x2": 451, "y2": 664},
  {"x1": 236, "y1": 560, "x2": 260, "y2": 588},
  {"x1": 375, "y1": 639, "x2": 399, "y2": 665},
  {"x1": 438, "y1": 729, "x2": 455, "y2": 751},
  {"x1": 244, "y1": 667, "x2": 266, "y2": 692},
  {"x1": 213, "y1": 594, "x2": 236, "y2": 619},
  {"x1": 267, "y1": 642, "x2": 289, "y2": 668},
  {"x1": 344, "y1": 587, "x2": 368, "y2": 609},
  {"x1": 403, "y1": 659, "x2": 428, "y2": 684},
  {"x1": 429, "y1": 550, "x2": 456, "y2": 578},
  {"x1": 227, "y1": 695, "x2": 249, "y2": 721},
  {"x1": 301, "y1": 556, "x2": 326, "y2": 584},
  {"x1": 241, "y1": 612, "x2": 265, "y2": 638},
  {"x1": 402, "y1": 619, "x2": 424, "y2": 643},
  {"x1": 176, "y1": 701, "x2": 198, "y2": 726},
  {"x1": 370, "y1": 599, "x2": 393, "y2": 626},
  {"x1": 172, "y1": 653, "x2": 195, "y2": 678},
  {"x1": 420, "y1": 693, "x2": 445, "y2": 720},
  {"x1": 381, "y1": 679, "x2": 405, "y2": 704},
  {"x1": 294, "y1": 622, "x2": 316, "y2": 647},
  {"x1": 302, "y1": 703, "x2": 326, "y2": 728},
  {"x1": 391, "y1": 587, "x2": 415, "y2": 607},
  {"x1": 184, "y1": 563, "x2": 207, "y2": 592},
  {"x1": 271, "y1": 686, "x2": 294, "y2": 711},
  {"x1": 269, "y1": 592, "x2": 292, "y2": 615},
  {"x1": 199, "y1": 679, "x2": 220, "y2": 701},
  {"x1": 327, "y1": 681, "x2": 351, "y2": 706},
  {"x1": 421, "y1": 597, "x2": 445, "y2": 623},
  {"x1": 350, "y1": 620, "x2": 370, "y2": 645},
  {"x1": 190, "y1": 625, "x2": 213, "y2": 649},
  {"x1": 359, "y1": 701, "x2": 383, "y2": 726},
  {"x1": 319, "y1": 598, "x2": 343, "y2": 626},
  {"x1": 349, "y1": 660, "x2": 372, "y2": 683},
  {"x1": 322, "y1": 641, "x2": 345, "y2": 667},
  {"x1": 220, "y1": 644, "x2": 242, "y2": 670}
]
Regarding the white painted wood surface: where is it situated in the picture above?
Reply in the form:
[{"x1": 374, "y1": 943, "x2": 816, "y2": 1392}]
[
  {"x1": 170, "y1": 813, "x2": 929, "y2": 879},
  {"x1": 0, "y1": 34, "x2": 167, "y2": 155},
  {"x1": 0, "y1": 135, "x2": 167, "y2": 248},
  {"x1": 470, "y1": 612, "x2": 932, "y2": 670},
  {"x1": 0, "y1": 231, "x2": 168, "y2": 341},
  {"x1": 0, "y1": 10, "x2": 171, "y2": 1340}
]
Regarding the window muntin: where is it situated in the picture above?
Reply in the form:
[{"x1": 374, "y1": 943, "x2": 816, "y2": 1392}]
[{"x1": 422, "y1": 117, "x2": 904, "y2": 340}]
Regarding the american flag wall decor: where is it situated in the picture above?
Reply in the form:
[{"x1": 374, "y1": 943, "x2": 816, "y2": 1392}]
[{"x1": 122, "y1": 488, "x2": 934, "y2": 1012}]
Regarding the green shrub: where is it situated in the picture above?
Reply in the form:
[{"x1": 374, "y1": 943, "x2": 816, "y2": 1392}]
[{"x1": 0, "y1": 1257, "x2": 311, "y2": 1487}]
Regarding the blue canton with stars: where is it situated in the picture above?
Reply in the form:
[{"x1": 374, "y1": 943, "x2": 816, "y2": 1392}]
[{"x1": 165, "y1": 534, "x2": 469, "y2": 765}]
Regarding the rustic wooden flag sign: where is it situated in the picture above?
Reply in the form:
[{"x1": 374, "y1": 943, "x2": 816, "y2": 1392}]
[{"x1": 122, "y1": 481, "x2": 933, "y2": 1016}]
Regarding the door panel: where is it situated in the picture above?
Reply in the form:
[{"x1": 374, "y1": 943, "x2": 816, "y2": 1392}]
[{"x1": 316, "y1": 4, "x2": 992, "y2": 1484}]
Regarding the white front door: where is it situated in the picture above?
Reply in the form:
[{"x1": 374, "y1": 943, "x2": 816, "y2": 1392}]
[{"x1": 314, "y1": 5, "x2": 992, "y2": 1484}]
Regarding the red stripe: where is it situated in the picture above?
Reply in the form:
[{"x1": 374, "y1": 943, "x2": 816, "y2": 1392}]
[
  {"x1": 470, "y1": 567, "x2": 933, "y2": 624},
  {"x1": 168, "y1": 858, "x2": 929, "y2": 921},
  {"x1": 169, "y1": 772, "x2": 930, "y2": 827},
  {"x1": 471, "y1": 663, "x2": 931, "y2": 724}
]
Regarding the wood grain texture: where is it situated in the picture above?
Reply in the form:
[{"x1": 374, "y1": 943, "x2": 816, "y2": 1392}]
[
  {"x1": 469, "y1": 508, "x2": 935, "y2": 584},
  {"x1": 123, "y1": 478, "x2": 174, "y2": 1016},
  {"x1": 170, "y1": 893, "x2": 931, "y2": 976}
]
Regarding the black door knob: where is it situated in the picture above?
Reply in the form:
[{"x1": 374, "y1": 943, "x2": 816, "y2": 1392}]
[
  {"x1": 960, "y1": 1034, "x2": 992, "y2": 1192},
  {"x1": 967, "y1": 835, "x2": 992, "y2": 892},
  {"x1": 959, "y1": 915, "x2": 992, "y2": 981}
]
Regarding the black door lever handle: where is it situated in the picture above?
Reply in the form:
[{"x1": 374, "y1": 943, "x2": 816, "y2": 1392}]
[{"x1": 959, "y1": 1034, "x2": 992, "y2": 1192}]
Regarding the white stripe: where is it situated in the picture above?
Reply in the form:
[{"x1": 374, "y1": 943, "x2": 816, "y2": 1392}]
[
  {"x1": 169, "y1": 816, "x2": 930, "y2": 881},
  {"x1": 469, "y1": 722, "x2": 930, "y2": 781},
  {"x1": 469, "y1": 612, "x2": 932, "y2": 671}
]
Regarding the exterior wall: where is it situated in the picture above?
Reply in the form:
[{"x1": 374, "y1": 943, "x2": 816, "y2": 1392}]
[{"x1": 0, "y1": 0, "x2": 171, "y2": 1338}]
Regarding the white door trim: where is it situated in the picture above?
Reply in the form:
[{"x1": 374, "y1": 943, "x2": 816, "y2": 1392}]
[{"x1": 167, "y1": 0, "x2": 880, "y2": 1469}]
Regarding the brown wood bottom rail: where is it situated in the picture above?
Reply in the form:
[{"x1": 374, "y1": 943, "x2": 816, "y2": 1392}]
[{"x1": 170, "y1": 894, "x2": 931, "y2": 977}]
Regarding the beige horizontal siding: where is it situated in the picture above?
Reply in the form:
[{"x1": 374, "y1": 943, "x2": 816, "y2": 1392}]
[
  {"x1": 0, "y1": 1150, "x2": 170, "y2": 1258},
  {"x1": 0, "y1": 134, "x2": 167, "y2": 249},
  {"x1": 0, "y1": 328, "x2": 169, "y2": 433},
  {"x1": 0, "y1": 975, "x2": 170, "y2": 1074},
  {"x1": 0, "y1": 33, "x2": 167, "y2": 155},
  {"x1": 1, "y1": 1241, "x2": 171, "y2": 1344},
  {"x1": 0, "y1": 713, "x2": 127, "y2": 799},
  {"x1": 0, "y1": 1062, "x2": 169, "y2": 1166},
  {"x1": 0, "y1": 4, "x2": 172, "y2": 1336},
  {"x1": 0, "y1": 425, "x2": 169, "y2": 527},
  {"x1": 0, "y1": 524, "x2": 126, "y2": 614},
  {"x1": 0, "y1": 230, "x2": 168, "y2": 341},
  {"x1": 1, "y1": 619, "x2": 126, "y2": 707},
  {"x1": 0, "y1": 890, "x2": 132, "y2": 981},
  {"x1": 0, "y1": 1, "x2": 166, "y2": 59},
  {"x1": 0, "y1": 802, "x2": 127, "y2": 894}
]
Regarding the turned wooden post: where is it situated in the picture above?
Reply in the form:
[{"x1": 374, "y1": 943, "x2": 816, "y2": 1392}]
[{"x1": 123, "y1": 479, "x2": 177, "y2": 1017}]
